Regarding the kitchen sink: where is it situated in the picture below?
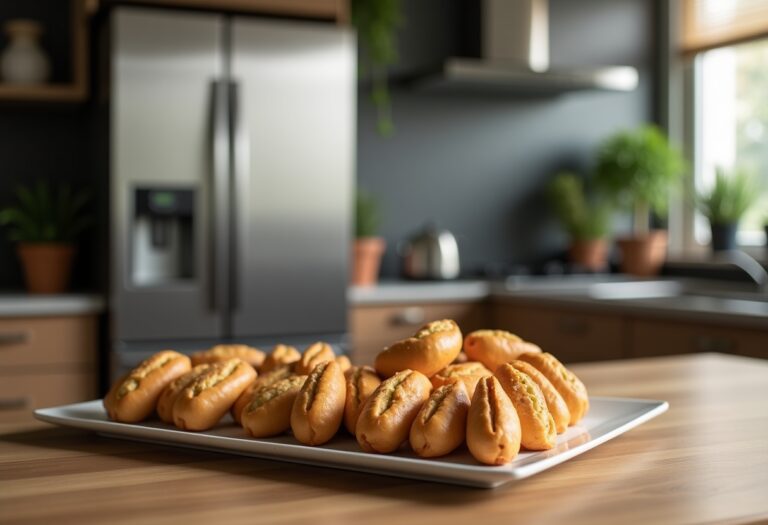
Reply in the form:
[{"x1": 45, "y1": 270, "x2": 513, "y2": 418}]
[
  {"x1": 588, "y1": 280, "x2": 684, "y2": 300},
  {"x1": 590, "y1": 280, "x2": 768, "y2": 303},
  {"x1": 503, "y1": 275, "x2": 768, "y2": 306}
]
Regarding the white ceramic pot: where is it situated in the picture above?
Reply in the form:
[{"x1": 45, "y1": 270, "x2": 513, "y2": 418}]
[{"x1": 1, "y1": 19, "x2": 50, "y2": 84}]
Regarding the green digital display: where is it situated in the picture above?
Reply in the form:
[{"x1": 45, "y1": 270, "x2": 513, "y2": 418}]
[{"x1": 151, "y1": 191, "x2": 176, "y2": 209}]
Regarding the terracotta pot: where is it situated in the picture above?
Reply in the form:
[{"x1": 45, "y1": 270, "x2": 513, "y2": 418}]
[
  {"x1": 351, "y1": 237, "x2": 385, "y2": 286},
  {"x1": 616, "y1": 230, "x2": 667, "y2": 277},
  {"x1": 568, "y1": 238, "x2": 609, "y2": 272},
  {"x1": 17, "y1": 243, "x2": 75, "y2": 294}
]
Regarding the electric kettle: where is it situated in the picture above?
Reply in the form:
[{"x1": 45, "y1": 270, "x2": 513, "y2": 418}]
[{"x1": 400, "y1": 224, "x2": 461, "y2": 280}]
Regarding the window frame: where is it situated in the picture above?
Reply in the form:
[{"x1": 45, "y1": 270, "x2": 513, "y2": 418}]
[{"x1": 667, "y1": 4, "x2": 768, "y2": 259}]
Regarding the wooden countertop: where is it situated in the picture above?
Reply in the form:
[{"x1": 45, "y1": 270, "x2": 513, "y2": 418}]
[{"x1": 2, "y1": 353, "x2": 767, "y2": 525}]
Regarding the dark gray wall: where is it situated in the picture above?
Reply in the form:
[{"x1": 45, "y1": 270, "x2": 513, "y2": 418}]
[
  {"x1": 0, "y1": 0, "x2": 102, "y2": 291},
  {"x1": 0, "y1": 0, "x2": 657, "y2": 288},
  {"x1": 0, "y1": 108, "x2": 99, "y2": 291},
  {"x1": 358, "y1": 0, "x2": 656, "y2": 277}
]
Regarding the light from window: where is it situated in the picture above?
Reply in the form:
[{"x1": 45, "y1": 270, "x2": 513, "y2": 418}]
[{"x1": 696, "y1": 37, "x2": 768, "y2": 246}]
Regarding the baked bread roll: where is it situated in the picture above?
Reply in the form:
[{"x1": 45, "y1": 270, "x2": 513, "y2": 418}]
[
  {"x1": 355, "y1": 369, "x2": 432, "y2": 453},
  {"x1": 291, "y1": 361, "x2": 346, "y2": 445},
  {"x1": 518, "y1": 352, "x2": 589, "y2": 425},
  {"x1": 241, "y1": 375, "x2": 307, "y2": 438},
  {"x1": 190, "y1": 344, "x2": 265, "y2": 369},
  {"x1": 507, "y1": 360, "x2": 570, "y2": 434},
  {"x1": 156, "y1": 364, "x2": 211, "y2": 424},
  {"x1": 430, "y1": 361, "x2": 492, "y2": 397},
  {"x1": 409, "y1": 381, "x2": 470, "y2": 458},
  {"x1": 464, "y1": 330, "x2": 542, "y2": 372},
  {"x1": 453, "y1": 351, "x2": 469, "y2": 364},
  {"x1": 172, "y1": 359, "x2": 256, "y2": 431},
  {"x1": 260, "y1": 344, "x2": 301, "y2": 373},
  {"x1": 495, "y1": 363, "x2": 556, "y2": 450},
  {"x1": 294, "y1": 342, "x2": 335, "y2": 375},
  {"x1": 335, "y1": 355, "x2": 352, "y2": 374},
  {"x1": 231, "y1": 365, "x2": 294, "y2": 424},
  {"x1": 343, "y1": 366, "x2": 381, "y2": 434},
  {"x1": 375, "y1": 319, "x2": 463, "y2": 378},
  {"x1": 104, "y1": 350, "x2": 191, "y2": 423},
  {"x1": 466, "y1": 376, "x2": 521, "y2": 465}
]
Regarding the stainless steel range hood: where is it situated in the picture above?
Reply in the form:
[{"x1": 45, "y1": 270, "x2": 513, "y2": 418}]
[{"x1": 432, "y1": 0, "x2": 638, "y2": 94}]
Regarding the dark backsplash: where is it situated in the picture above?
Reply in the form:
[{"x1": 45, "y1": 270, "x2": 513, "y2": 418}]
[
  {"x1": 0, "y1": 0, "x2": 657, "y2": 289},
  {"x1": 357, "y1": 0, "x2": 657, "y2": 278}
]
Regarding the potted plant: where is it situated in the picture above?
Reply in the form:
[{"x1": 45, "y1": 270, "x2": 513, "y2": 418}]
[
  {"x1": 697, "y1": 166, "x2": 758, "y2": 251},
  {"x1": 548, "y1": 172, "x2": 611, "y2": 271},
  {"x1": 352, "y1": 190, "x2": 386, "y2": 286},
  {"x1": 351, "y1": 0, "x2": 403, "y2": 136},
  {"x1": 0, "y1": 182, "x2": 90, "y2": 294},
  {"x1": 765, "y1": 216, "x2": 768, "y2": 254},
  {"x1": 594, "y1": 125, "x2": 686, "y2": 276}
]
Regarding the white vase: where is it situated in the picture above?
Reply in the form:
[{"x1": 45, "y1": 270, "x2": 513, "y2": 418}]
[{"x1": 1, "y1": 19, "x2": 50, "y2": 84}]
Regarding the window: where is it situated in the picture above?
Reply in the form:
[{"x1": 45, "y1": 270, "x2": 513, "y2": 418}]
[
  {"x1": 695, "y1": 37, "x2": 768, "y2": 246},
  {"x1": 681, "y1": 0, "x2": 768, "y2": 250}
]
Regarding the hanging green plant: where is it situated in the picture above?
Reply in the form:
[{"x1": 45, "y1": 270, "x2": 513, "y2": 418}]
[{"x1": 352, "y1": 0, "x2": 403, "y2": 136}]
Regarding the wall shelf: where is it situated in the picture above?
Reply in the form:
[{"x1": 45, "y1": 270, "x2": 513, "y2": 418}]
[
  {"x1": 0, "y1": 0, "x2": 89, "y2": 104},
  {"x1": 0, "y1": 83, "x2": 86, "y2": 103}
]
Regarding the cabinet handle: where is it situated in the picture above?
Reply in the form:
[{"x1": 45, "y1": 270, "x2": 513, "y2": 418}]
[
  {"x1": 390, "y1": 307, "x2": 426, "y2": 326},
  {"x1": 0, "y1": 332, "x2": 27, "y2": 346},
  {"x1": 694, "y1": 335, "x2": 735, "y2": 353},
  {"x1": 0, "y1": 397, "x2": 30, "y2": 411}
]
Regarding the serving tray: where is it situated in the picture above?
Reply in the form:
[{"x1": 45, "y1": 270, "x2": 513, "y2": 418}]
[{"x1": 35, "y1": 396, "x2": 667, "y2": 488}]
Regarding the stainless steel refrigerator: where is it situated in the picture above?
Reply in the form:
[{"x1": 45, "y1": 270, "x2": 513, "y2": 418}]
[{"x1": 109, "y1": 7, "x2": 355, "y2": 376}]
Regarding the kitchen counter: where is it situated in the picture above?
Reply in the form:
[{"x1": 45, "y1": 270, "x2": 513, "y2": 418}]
[
  {"x1": 350, "y1": 277, "x2": 768, "y2": 329},
  {"x1": 2, "y1": 353, "x2": 767, "y2": 525},
  {"x1": 349, "y1": 279, "x2": 490, "y2": 305},
  {"x1": 0, "y1": 294, "x2": 104, "y2": 317}
]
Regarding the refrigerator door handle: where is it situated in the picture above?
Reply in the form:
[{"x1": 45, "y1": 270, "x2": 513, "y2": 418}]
[
  {"x1": 229, "y1": 79, "x2": 250, "y2": 312},
  {"x1": 209, "y1": 79, "x2": 231, "y2": 314}
]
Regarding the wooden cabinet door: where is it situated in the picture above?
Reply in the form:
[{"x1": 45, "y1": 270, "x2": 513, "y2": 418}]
[
  {"x1": 0, "y1": 316, "x2": 97, "y2": 368},
  {"x1": 492, "y1": 303, "x2": 627, "y2": 363},
  {"x1": 0, "y1": 315, "x2": 98, "y2": 423},
  {"x1": 0, "y1": 371, "x2": 96, "y2": 423},
  {"x1": 629, "y1": 318, "x2": 768, "y2": 360},
  {"x1": 349, "y1": 302, "x2": 488, "y2": 366}
]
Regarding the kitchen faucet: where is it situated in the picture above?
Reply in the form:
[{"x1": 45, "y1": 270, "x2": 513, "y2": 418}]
[{"x1": 715, "y1": 250, "x2": 768, "y2": 294}]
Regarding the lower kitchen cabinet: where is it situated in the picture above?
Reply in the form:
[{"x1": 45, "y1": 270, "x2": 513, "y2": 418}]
[
  {"x1": 0, "y1": 315, "x2": 98, "y2": 423},
  {"x1": 0, "y1": 370, "x2": 96, "y2": 423},
  {"x1": 492, "y1": 303, "x2": 627, "y2": 363},
  {"x1": 349, "y1": 302, "x2": 488, "y2": 366},
  {"x1": 628, "y1": 318, "x2": 767, "y2": 360},
  {"x1": 349, "y1": 294, "x2": 767, "y2": 368}
]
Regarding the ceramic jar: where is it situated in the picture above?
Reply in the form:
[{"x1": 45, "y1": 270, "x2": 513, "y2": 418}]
[{"x1": 1, "y1": 19, "x2": 50, "y2": 84}]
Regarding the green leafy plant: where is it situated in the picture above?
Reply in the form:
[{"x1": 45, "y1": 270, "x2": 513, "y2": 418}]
[
  {"x1": 352, "y1": 0, "x2": 403, "y2": 136},
  {"x1": 697, "y1": 166, "x2": 759, "y2": 225},
  {"x1": 0, "y1": 182, "x2": 91, "y2": 243},
  {"x1": 356, "y1": 189, "x2": 381, "y2": 238},
  {"x1": 548, "y1": 172, "x2": 610, "y2": 240},
  {"x1": 594, "y1": 125, "x2": 686, "y2": 236}
]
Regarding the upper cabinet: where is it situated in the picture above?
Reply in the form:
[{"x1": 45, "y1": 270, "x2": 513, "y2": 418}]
[
  {"x1": 103, "y1": 0, "x2": 348, "y2": 23},
  {"x1": 0, "y1": 0, "x2": 347, "y2": 105}
]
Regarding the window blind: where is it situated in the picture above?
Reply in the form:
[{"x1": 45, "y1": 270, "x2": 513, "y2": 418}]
[{"x1": 683, "y1": 0, "x2": 768, "y2": 53}]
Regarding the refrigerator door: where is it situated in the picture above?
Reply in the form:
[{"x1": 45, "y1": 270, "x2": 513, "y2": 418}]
[
  {"x1": 230, "y1": 19, "x2": 355, "y2": 337},
  {"x1": 112, "y1": 8, "x2": 227, "y2": 340}
]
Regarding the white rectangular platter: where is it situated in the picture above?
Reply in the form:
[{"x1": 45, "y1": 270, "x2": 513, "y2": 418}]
[{"x1": 35, "y1": 396, "x2": 667, "y2": 488}]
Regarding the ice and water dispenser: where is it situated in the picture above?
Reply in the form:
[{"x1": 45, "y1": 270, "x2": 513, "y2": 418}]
[{"x1": 131, "y1": 188, "x2": 195, "y2": 286}]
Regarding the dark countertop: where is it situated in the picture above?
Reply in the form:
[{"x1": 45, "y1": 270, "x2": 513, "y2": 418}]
[{"x1": 349, "y1": 276, "x2": 768, "y2": 329}]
